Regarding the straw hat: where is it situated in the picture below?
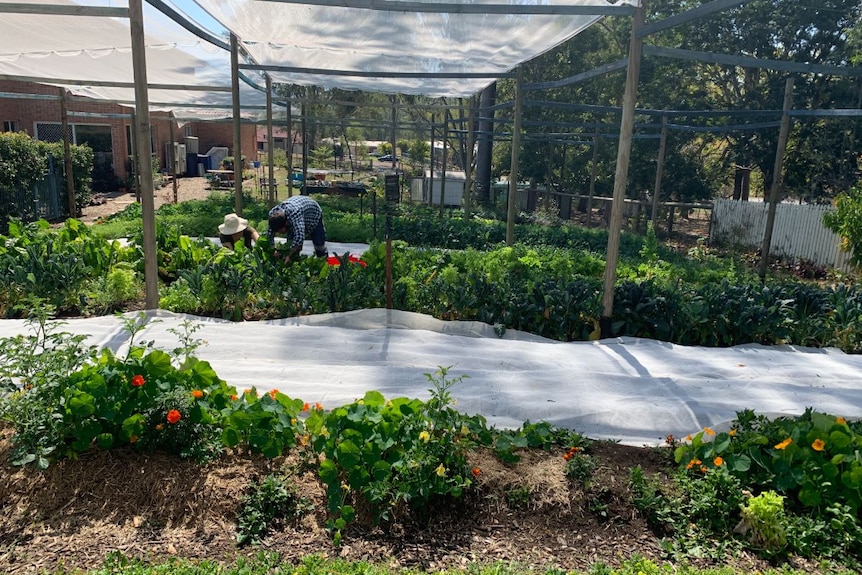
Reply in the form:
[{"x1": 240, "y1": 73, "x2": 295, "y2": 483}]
[{"x1": 219, "y1": 213, "x2": 248, "y2": 235}]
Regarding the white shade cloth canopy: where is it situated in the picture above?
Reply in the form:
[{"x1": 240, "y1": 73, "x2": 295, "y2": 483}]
[
  {"x1": 0, "y1": 0, "x2": 273, "y2": 118},
  {"x1": 194, "y1": 0, "x2": 640, "y2": 97},
  {"x1": 1, "y1": 0, "x2": 640, "y2": 110}
]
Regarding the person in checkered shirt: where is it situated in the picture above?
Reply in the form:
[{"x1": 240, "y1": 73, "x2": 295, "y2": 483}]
[{"x1": 267, "y1": 196, "x2": 328, "y2": 263}]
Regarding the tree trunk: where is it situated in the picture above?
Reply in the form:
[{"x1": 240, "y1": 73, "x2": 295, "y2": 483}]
[{"x1": 474, "y1": 82, "x2": 496, "y2": 206}]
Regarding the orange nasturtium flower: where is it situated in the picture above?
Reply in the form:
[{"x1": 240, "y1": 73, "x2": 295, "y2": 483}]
[
  {"x1": 131, "y1": 374, "x2": 145, "y2": 387},
  {"x1": 315, "y1": 402, "x2": 324, "y2": 411},
  {"x1": 301, "y1": 402, "x2": 310, "y2": 412},
  {"x1": 775, "y1": 438, "x2": 792, "y2": 450},
  {"x1": 269, "y1": 389, "x2": 279, "y2": 400},
  {"x1": 685, "y1": 458, "x2": 702, "y2": 470},
  {"x1": 191, "y1": 389, "x2": 204, "y2": 399},
  {"x1": 130, "y1": 435, "x2": 139, "y2": 444},
  {"x1": 811, "y1": 438, "x2": 826, "y2": 452},
  {"x1": 836, "y1": 417, "x2": 847, "y2": 425},
  {"x1": 729, "y1": 429, "x2": 737, "y2": 437},
  {"x1": 230, "y1": 394, "x2": 238, "y2": 401},
  {"x1": 472, "y1": 467, "x2": 481, "y2": 478},
  {"x1": 166, "y1": 409, "x2": 182, "y2": 424},
  {"x1": 713, "y1": 456, "x2": 724, "y2": 467},
  {"x1": 155, "y1": 423, "x2": 164, "y2": 431},
  {"x1": 703, "y1": 427, "x2": 716, "y2": 436}
]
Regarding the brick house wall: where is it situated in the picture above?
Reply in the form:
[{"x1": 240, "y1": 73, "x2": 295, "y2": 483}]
[{"x1": 0, "y1": 80, "x2": 256, "y2": 185}]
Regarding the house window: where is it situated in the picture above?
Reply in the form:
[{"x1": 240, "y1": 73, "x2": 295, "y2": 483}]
[
  {"x1": 2, "y1": 121, "x2": 18, "y2": 132},
  {"x1": 125, "y1": 125, "x2": 158, "y2": 156}
]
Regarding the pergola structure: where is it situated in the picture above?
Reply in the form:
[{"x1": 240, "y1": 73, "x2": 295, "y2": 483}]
[{"x1": 2, "y1": 0, "x2": 860, "y2": 336}]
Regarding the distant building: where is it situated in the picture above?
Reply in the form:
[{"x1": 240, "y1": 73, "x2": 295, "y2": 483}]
[{"x1": 0, "y1": 80, "x2": 256, "y2": 190}]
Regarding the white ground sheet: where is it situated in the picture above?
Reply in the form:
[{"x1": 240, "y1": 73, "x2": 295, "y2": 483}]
[{"x1": 2, "y1": 243, "x2": 861, "y2": 447}]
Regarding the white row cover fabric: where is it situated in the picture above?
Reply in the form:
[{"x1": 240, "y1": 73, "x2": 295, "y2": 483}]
[
  {"x1": 0, "y1": 0, "x2": 270, "y2": 116},
  {"x1": 193, "y1": 0, "x2": 640, "y2": 97},
  {"x1": 1, "y1": 234, "x2": 860, "y2": 449}
]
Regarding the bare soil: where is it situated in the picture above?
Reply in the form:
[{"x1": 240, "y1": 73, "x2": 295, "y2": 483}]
[
  {"x1": 78, "y1": 176, "x2": 235, "y2": 224},
  {"x1": 0, "y1": 427, "x2": 793, "y2": 575}
]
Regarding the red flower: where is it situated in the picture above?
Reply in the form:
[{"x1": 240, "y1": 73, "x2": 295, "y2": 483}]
[
  {"x1": 327, "y1": 255, "x2": 367, "y2": 267},
  {"x1": 302, "y1": 402, "x2": 310, "y2": 412},
  {"x1": 166, "y1": 410, "x2": 182, "y2": 424},
  {"x1": 131, "y1": 374, "x2": 145, "y2": 387},
  {"x1": 472, "y1": 467, "x2": 481, "y2": 478}
]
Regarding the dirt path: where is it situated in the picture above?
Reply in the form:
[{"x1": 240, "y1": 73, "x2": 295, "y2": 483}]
[{"x1": 79, "y1": 176, "x2": 252, "y2": 224}]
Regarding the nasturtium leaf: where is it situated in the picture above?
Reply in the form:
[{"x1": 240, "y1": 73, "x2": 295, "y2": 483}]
[
  {"x1": 799, "y1": 485, "x2": 822, "y2": 507},
  {"x1": 729, "y1": 454, "x2": 751, "y2": 472},
  {"x1": 221, "y1": 427, "x2": 240, "y2": 447},
  {"x1": 96, "y1": 433, "x2": 114, "y2": 450},
  {"x1": 67, "y1": 392, "x2": 96, "y2": 417},
  {"x1": 337, "y1": 440, "x2": 361, "y2": 470},
  {"x1": 829, "y1": 429, "x2": 851, "y2": 449},
  {"x1": 362, "y1": 390, "x2": 385, "y2": 407},
  {"x1": 319, "y1": 458, "x2": 338, "y2": 484}
]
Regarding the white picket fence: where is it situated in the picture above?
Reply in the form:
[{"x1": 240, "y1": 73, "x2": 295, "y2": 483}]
[{"x1": 710, "y1": 198, "x2": 855, "y2": 272}]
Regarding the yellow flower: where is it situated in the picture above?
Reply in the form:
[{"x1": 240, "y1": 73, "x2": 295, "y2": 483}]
[
  {"x1": 460, "y1": 425, "x2": 469, "y2": 436},
  {"x1": 685, "y1": 434, "x2": 692, "y2": 442},
  {"x1": 320, "y1": 426, "x2": 330, "y2": 438},
  {"x1": 435, "y1": 464, "x2": 447, "y2": 477},
  {"x1": 811, "y1": 438, "x2": 826, "y2": 452},
  {"x1": 703, "y1": 427, "x2": 716, "y2": 436},
  {"x1": 419, "y1": 431, "x2": 431, "y2": 443},
  {"x1": 713, "y1": 456, "x2": 724, "y2": 466},
  {"x1": 775, "y1": 438, "x2": 792, "y2": 450},
  {"x1": 836, "y1": 417, "x2": 846, "y2": 425},
  {"x1": 729, "y1": 429, "x2": 737, "y2": 437}
]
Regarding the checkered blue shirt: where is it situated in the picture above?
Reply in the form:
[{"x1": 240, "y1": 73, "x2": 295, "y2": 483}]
[{"x1": 268, "y1": 196, "x2": 323, "y2": 250}]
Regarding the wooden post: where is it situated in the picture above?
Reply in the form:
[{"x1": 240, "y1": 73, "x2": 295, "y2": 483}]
[
  {"x1": 129, "y1": 112, "x2": 140, "y2": 202},
  {"x1": 758, "y1": 77, "x2": 795, "y2": 279},
  {"x1": 230, "y1": 33, "x2": 243, "y2": 215},
  {"x1": 266, "y1": 75, "x2": 275, "y2": 205},
  {"x1": 169, "y1": 115, "x2": 178, "y2": 203},
  {"x1": 285, "y1": 97, "x2": 293, "y2": 200},
  {"x1": 439, "y1": 103, "x2": 448, "y2": 216},
  {"x1": 58, "y1": 88, "x2": 76, "y2": 218},
  {"x1": 586, "y1": 125, "x2": 599, "y2": 227},
  {"x1": 651, "y1": 114, "x2": 668, "y2": 227},
  {"x1": 429, "y1": 114, "x2": 435, "y2": 205},
  {"x1": 601, "y1": 1, "x2": 646, "y2": 336},
  {"x1": 301, "y1": 99, "x2": 308, "y2": 196},
  {"x1": 129, "y1": 0, "x2": 157, "y2": 309},
  {"x1": 506, "y1": 67, "x2": 523, "y2": 246}
]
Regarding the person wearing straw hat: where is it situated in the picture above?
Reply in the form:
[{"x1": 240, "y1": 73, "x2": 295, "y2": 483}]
[
  {"x1": 267, "y1": 195, "x2": 328, "y2": 264},
  {"x1": 218, "y1": 213, "x2": 260, "y2": 250}
]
